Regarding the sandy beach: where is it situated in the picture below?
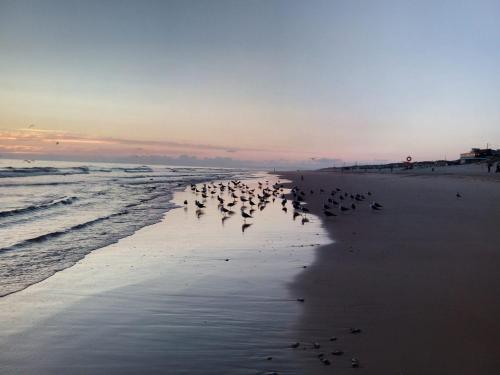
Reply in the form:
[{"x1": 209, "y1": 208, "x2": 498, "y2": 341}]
[{"x1": 281, "y1": 169, "x2": 500, "y2": 374}]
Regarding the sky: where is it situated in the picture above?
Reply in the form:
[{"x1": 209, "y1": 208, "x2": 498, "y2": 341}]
[{"x1": 1, "y1": 0, "x2": 499, "y2": 168}]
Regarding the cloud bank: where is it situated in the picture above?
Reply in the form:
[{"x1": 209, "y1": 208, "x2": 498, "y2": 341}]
[{"x1": 0, "y1": 128, "x2": 342, "y2": 170}]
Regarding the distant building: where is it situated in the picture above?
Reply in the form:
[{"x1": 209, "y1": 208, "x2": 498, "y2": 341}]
[{"x1": 460, "y1": 148, "x2": 499, "y2": 164}]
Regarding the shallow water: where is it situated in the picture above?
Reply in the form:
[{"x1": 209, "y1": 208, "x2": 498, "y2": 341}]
[
  {"x1": 0, "y1": 159, "x2": 243, "y2": 296},
  {"x1": 0, "y1": 175, "x2": 330, "y2": 374}
]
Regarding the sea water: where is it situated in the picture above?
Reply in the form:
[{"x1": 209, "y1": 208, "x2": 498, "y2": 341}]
[{"x1": 0, "y1": 159, "x2": 243, "y2": 296}]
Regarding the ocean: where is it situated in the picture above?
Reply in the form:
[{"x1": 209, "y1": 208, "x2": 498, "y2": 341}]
[{"x1": 0, "y1": 159, "x2": 244, "y2": 297}]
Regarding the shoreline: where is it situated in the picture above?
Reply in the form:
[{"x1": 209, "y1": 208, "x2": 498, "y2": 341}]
[
  {"x1": 0, "y1": 175, "x2": 329, "y2": 374},
  {"x1": 0, "y1": 171, "x2": 244, "y2": 299},
  {"x1": 281, "y1": 170, "x2": 500, "y2": 374}
]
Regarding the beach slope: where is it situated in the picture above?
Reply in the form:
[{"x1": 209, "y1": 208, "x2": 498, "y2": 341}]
[{"x1": 282, "y1": 170, "x2": 500, "y2": 374}]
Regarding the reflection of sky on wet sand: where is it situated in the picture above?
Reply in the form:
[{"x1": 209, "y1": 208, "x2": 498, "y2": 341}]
[{"x1": 0, "y1": 175, "x2": 330, "y2": 374}]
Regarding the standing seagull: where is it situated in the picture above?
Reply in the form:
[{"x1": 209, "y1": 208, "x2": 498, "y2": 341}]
[{"x1": 241, "y1": 210, "x2": 253, "y2": 221}]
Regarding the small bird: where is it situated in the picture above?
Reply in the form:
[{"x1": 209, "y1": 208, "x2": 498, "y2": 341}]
[
  {"x1": 456, "y1": 192, "x2": 462, "y2": 198},
  {"x1": 183, "y1": 200, "x2": 188, "y2": 205},
  {"x1": 370, "y1": 203, "x2": 381, "y2": 210},
  {"x1": 195, "y1": 200, "x2": 205, "y2": 208},
  {"x1": 324, "y1": 210, "x2": 336, "y2": 217},
  {"x1": 241, "y1": 210, "x2": 253, "y2": 220},
  {"x1": 340, "y1": 206, "x2": 350, "y2": 212}
]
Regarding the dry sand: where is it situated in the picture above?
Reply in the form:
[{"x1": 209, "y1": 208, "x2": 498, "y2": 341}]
[{"x1": 281, "y1": 169, "x2": 500, "y2": 374}]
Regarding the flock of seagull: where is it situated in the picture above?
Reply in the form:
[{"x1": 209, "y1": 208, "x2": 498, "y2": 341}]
[
  {"x1": 183, "y1": 178, "x2": 385, "y2": 369},
  {"x1": 184, "y1": 178, "x2": 383, "y2": 231}
]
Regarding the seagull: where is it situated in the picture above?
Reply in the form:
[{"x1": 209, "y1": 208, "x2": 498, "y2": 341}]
[
  {"x1": 241, "y1": 210, "x2": 253, "y2": 220},
  {"x1": 195, "y1": 200, "x2": 205, "y2": 209}
]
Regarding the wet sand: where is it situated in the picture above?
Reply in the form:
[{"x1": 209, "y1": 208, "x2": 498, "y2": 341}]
[
  {"x1": 281, "y1": 170, "x2": 500, "y2": 374},
  {"x1": 0, "y1": 175, "x2": 330, "y2": 374}
]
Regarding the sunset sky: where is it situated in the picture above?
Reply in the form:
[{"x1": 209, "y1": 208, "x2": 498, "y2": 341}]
[{"x1": 1, "y1": 0, "x2": 499, "y2": 167}]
